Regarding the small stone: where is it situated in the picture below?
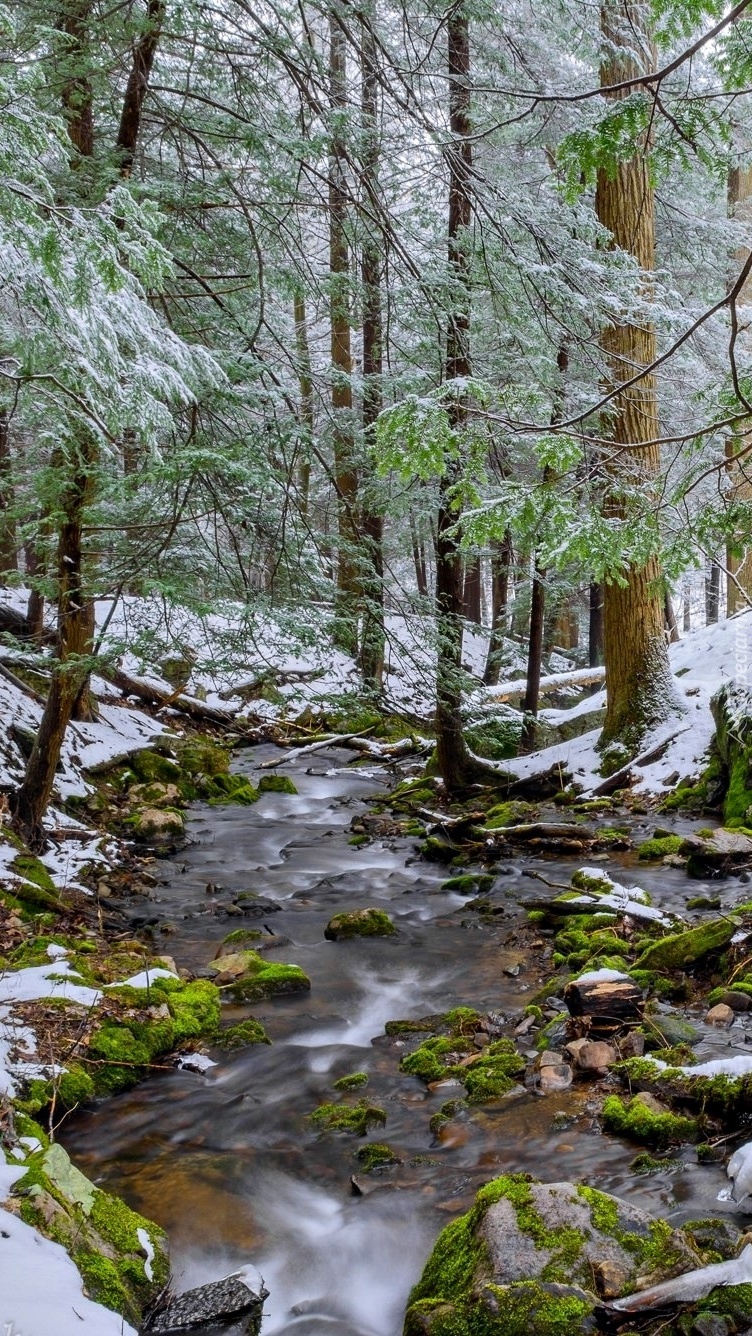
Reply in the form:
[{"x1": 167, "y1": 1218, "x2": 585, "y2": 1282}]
[
  {"x1": 619, "y1": 1031, "x2": 645, "y2": 1058},
  {"x1": 473, "y1": 1032, "x2": 489, "y2": 1049},
  {"x1": 691, "y1": 1316, "x2": 732, "y2": 1336},
  {"x1": 716, "y1": 991, "x2": 752, "y2": 1013},
  {"x1": 538, "y1": 1051, "x2": 564, "y2": 1068},
  {"x1": 573, "y1": 1040, "x2": 618, "y2": 1073},
  {"x1": 539, "y1": 1063, "x2": 573, "y2": 1093},
  {"x1": 593, "y1": 1259, "x2": 629, "y2": 1300},
  {"x1": 97, "y1": 880, "x2": 112, "y2": 898},
  {"x1": 503, "y1": 963, "x2": 521, "y2": 977},
  {"x1": 705, "y1": 1003, "x2": 735, "y2": 1028},
  {"x1": 514, "y1": 1014, "x2": 535, "y2": 1036}
]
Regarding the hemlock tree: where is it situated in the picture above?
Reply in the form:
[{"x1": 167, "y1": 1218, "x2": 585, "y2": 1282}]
[{"x1": 595, "y1": 0, "x2": 682, "y2": 755}]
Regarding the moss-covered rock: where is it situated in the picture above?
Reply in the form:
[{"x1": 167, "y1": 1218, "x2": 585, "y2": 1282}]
[
  {"x1": 637, "y1": 834, "x2": 684, "y2": 861},
  {"x1": 441, "y1": 874, "x2": 495, "y2": 896},
  {"x1": 333, "y1": 1071, "x2": 369, "y2": 1091},
  {"x1": 601, "y1": 1092, "x2": 700, "y2": 1148},
  {"x1": 207, "y1": 949, "x2": 311, "y2": 1000},
  {"x1": 324, "y1": 908, "x2": 396, "y2": 940},
  {"x1": 399, "y1": 1025, "x2": 524, "y2": 1105},
  {"x1": 635, "y1": 919, "x2": 735, "y2": 972},
  {"x1": 129, "y1": 806, "x2": 185, "y2": 844},
  {"x1": 215, "y1": 1018, "x2": 271, "y2": 1048},
  {"x1": 403, "y1": 1176, "x2": 694, "y2": 1336},
  {"x1": 354, "y1": 1142, "x2": 400, "y2": 1172},
  {"x1": 309, "y1": 1099, "x2": 387, "y2": 1135},
  {"x1": 258, "y1": 773, "x2": 298, "y2": 795}
]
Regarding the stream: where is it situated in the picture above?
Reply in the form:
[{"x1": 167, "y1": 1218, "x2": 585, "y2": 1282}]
[{"x1": 62, "y1": 746, "x2": 752, "y2": 1336}]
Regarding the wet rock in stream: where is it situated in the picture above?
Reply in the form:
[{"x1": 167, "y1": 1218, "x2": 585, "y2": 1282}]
[{"x1": 143, "y1": 1264, "x2": 268, "y2": 1334}]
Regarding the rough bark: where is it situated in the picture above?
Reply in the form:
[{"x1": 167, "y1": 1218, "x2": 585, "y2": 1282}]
[
  {"x1": 57, "y1": 0, "x2": 94, "y2": 157},
  {"x1": 589, "y1": 583, "x2": 604, "y2": 666},
  {"x1": 596, "y1": 2, "x2": 679, "y2": 750},
  {"x1": 705, "y1": 560, "x2": 721, "y2": 624},
  {"x1": 462, "y1": 556, "x2": 482, "y2": 624},
  {"x1": 328, "y1": 11, "x2": 359, "y2": 651},
  {"x1": 411, "y1": 515, "x2": 429, "y2": 597},
  {"x1": 356, "y1": 5, "x2": 385, "y2": 690},
  {"x1": 519, "y1": 559, "x2": 546, "y2": 753}
]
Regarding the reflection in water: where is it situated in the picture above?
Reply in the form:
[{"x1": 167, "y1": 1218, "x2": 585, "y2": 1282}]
[{"x1": 61, "y1": 746, "x2": 747, "y2": 1333}]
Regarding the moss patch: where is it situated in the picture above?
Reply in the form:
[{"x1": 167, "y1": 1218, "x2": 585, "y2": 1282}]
[
  {"x1": 309, "y1": 1099, "x2": 386, "y2": 1135},
  {"x1": 324, "y1": 908, "x2": 396, "y2": 940},
  {"x1": 637, "y1": 835, "x2": 684, "y2": 861},
  {"x1": 258, "y1": 773, "x2": 298, "y2": 795},
  {"x1": 635, "y1": 918, "x2": 735, "y2": 971},
  {"x1": 601, "y1": 1093, "x2": 700, "y2": 1148}
]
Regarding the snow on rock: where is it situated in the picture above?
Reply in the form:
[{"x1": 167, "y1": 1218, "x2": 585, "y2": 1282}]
[
  {"x1": 137, "y1": 1226, "x2": 156, "y2": 1282},
  {"x1": 0, "y1": 961, "x2": 101, "y2": 1008},
  {"x1": 109, "y1": 967, "x2": 178, "y2": 989},
  {"x1": 0, "y1": 1205, "x2": 138, "y2": 1336},
  {"x1": 573, "y1": 968, "x2": 633, "y2": 986},
  {"x1": 727, "y1": 1142, "x2": 752, "y2": 1205}
]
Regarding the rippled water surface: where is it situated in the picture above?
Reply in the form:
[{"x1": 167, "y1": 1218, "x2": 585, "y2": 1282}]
[{"x1": 63, "y1": 746, "x2": 752, "y2": 1334}]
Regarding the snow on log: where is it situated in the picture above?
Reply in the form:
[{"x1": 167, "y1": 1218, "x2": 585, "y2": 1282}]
[{"x1": 486, "y1": 666, "x2": 604, "y2": 702}]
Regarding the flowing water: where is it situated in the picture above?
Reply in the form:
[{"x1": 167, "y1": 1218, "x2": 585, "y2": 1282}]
[{"x1": 62, "y1": 746, "x2": 752, "y2": 1334}]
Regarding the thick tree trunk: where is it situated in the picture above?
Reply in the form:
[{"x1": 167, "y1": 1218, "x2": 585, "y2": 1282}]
[
  {"x1": 328, "y1": 11, "x2": 359, "y2": 652},
  {"x1": 357, "y1": 5, "x2": 385, "y2": 691},
  {"x1": 434, "y1": 6, "x2": 485, "y2": 791},
  {"x1": 0, "y1": 410, "x2": 17, "y2": 579},
  {"x1": 483, "y1": 532, "x2": 512, "y2": 685},
  {"x1": 596, "y1": 2, "x2": 679, "y2": 751}
]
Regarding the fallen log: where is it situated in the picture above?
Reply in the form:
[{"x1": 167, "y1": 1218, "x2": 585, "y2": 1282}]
[
  {"x1": 477, "y1": 820, "x2": 594, "y2": 842},
  {"x1": 487, "y1": 666, "x2": 605, "y2": 702},
  {"x1": 0, "y1": 660, "x2": 47, "y2": 707},
  {"x1": 590, "y1": 726, "x2": 690, "y2": 796},
  {"x1": 218, "y1": 666, "x2": 324, "y2": 701},
  {"x1": 104, "y1": 666, "x2": 237, "y2": 728}
]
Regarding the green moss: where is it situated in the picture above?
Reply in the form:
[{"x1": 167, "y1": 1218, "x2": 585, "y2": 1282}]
[
  {"x1": 324, "y1": 908, "x2": 396, "y2": 939},
  {"x1": 636, "y1": 918, "x2": 735, "y2": 971},
  {"x1": 89, "y1": 1189, "x2": 168, "y2": 1287},
  {"x1": 441, "y1": 874, "x2": 495, "y2": 895},
  {"x1": 164, "y1": 978, "x2": 220, "y2": 1041},
  {"x1": 569, "y1": 869, "x2": 613, "y2": 893},
  {"x1": 334, "y1": 1072, "x2": 369, "y2": 1091},
  {"x1": 216, "y1": 1018, "x2": 271, "y2": 1048},
  {"x1": 309, "y1": 1099, "x2": 386, "y2": 1135},
  {"x1": 484, "y1": 801, "x2": 536, "y2": 829},
  {"x1": 445, "y1": 1007, "x2": 482, "y2": 1031},
  {"x1": 206, "y1": 772, "x2": 260, "y2": 805},
  {"x1": 354, "y1": 1142, "x2": 400, "y2": 1172},
  {"x1": 637, "y1": 835, "x2": 684, "y2": 861},
  {"x1": 56, "y1": 1065, "x2": 96, "y2": 1109},
  {"x1": 430, "y1": 1098, "x2": 468, "y2": 1134},
  {"x1": 630, "y1": 1151, "x2": 679, "y2": 1174},
  {"x1": 576, "y1": 1185, "x2": 686, "y2": 1278},
  {"x1": 9, "y1": 854, "x2": 63, "y2": 909},
  {"x1": 258, "y1": 773, "x2": 298, "y2": 794},
  {"x1": 129, "y1": 750, "x2": 181, "y2": 784},
  {"x1": 601, "y1": 1094, "x2": 699, "y2": 1148},
  {"x1": 220, "y1": 928, "x2": 263, "y2": 947},
  {"x1": 227, "y1": 955, "x2": 311, "y2": 1001},
  {"x1": 76, "y1": 1251, "x2": 135, "y2": 1322}
]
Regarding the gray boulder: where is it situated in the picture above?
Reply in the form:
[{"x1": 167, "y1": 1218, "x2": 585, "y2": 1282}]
[{"x1": 144, "y1": 1265, "x2": 267, "y2": 1334}]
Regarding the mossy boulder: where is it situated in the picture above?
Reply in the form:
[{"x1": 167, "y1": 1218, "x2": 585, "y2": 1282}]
[
  {"x1": 403, "y1": 1176, "x2": 694, "y2": 1336},
  {"x1": 128, "y1": 781, "x2": 184, "y2": 809},
  {"x1": 441, "y1": 874, "x2": 495, "y2": 896},
  {"x1": 635, "y1": 919, "x2": 735, "y2": 972},
  {"x1": 354, "y1": 1142, "x2": 400, "y2": 1172},
  {"x1": 258, "y1": 773, "x2": 298, "y2": 795},
  {"x1": 399, "y1": 1027, "x2": 525, "y2": 1106},
  {"x1": 215, "y1": 1018, "x2": 271, "y2": 1048},
  {"x1": 207, "y1": 949, "x2": 310, "y2": 1000},
  {"x1": 325, "y1": 908, "x2": 396, "y2": 940},
  {"x1": 710, "y1": 683, "x2": 752, "y2": 827},
  {"x1": 601, "y1": 1092, "x2": 700, "y2": 1148},
  {"x1": 637, "y1": 834, "x2": 684, "y2": 861},
  {"x1": 8, "y1": 1141, "x2": 169, "y2": 1327},
  {"x1": 129, "y1": 749, "x2": 182, "y2": 785},
  {"x1": 129, "y1": 806, "x2": 185, "y2": 845}
]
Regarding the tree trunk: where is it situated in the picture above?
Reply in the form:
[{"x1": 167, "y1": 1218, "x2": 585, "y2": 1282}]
[
  {"x1": 0, "y1": 410, "x2": 17, "y2": 579},
  {"x1": 519, "y1": 559, "x2": 546, "y2": 753},
  {"x1": 665, "y1": 590, "x2": 680, "y2": 643},
  {"x1": 706, "y1": 561, "x2": 721, "y2": 624},
  {"x1": 589, "y1": 582, "x2": 604, "y2": 667},
  {"x1": 462, "y1": 556, "x2": 482, "y2": 624},
  {"x1": 356, "y1": 4, "x2": 385, "y2": 691},
  {"x1": 596, "y1": 1, "x2": 679, "y2": 752},
  {"x1": 483, "y1": 531, "x2": 512, "y2": 684},
  {"x1": 328, "y1": 10, "x2": 359, "y2": 653},
  {"x1": 726, "y1": 148, "x2": 752, "y2": 613},
  {"x1": 294, "y1": 290, "x2": 314, "y2": 520},
  {"x1": 115, "y1": 0, "x2": 165, "y2": 177},
  {"x1": 411, "y1": 515, "x2": 429, "y2": 597},
  {"x1": 435, "y1": 5, "x2": 485, "y2": 791}
]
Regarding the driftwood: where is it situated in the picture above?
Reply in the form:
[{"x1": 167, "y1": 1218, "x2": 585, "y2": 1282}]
[
  {"x1": 486, "y1": 666, "x2": 605, "y2": 703},
  {"x1": 261, "y1": 732, "x2": 429, "y2": 769},
  {"x1": 417, "y1": 807, "x2": 486, "y2": 829},
  {"x1": 105, "y1": 666, "x2": 236, "y2": 727}
]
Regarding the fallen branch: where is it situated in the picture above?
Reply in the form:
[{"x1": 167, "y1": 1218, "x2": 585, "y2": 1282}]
[
  {"x1": 486, "y1": 666, "x2": 605, "y2": 702},
  {"x1": 218, "y1": 666, "x2": 324, "y2": 701},
  {"x1": 475, "y1": 820, "x2": 594, "y2": 842},
  {"x1": 417, "y1": 807, "x2": 486, "y2": 829},
  {"x1": 0, "y1": 659, "x2": 47, "y2": 707}
]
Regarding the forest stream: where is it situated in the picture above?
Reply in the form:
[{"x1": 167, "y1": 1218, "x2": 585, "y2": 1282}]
[{"x1": 61, "y1": 747, "x2": 751, "y2": 1336}]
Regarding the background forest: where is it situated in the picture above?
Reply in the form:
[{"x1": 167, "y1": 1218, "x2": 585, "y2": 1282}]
[{"x1": 3, "y1": 0, "x2": 752, "y2": 830}]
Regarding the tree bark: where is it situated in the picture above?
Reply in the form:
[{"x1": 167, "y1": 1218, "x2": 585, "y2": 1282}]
[
  {"x1": 328, "y1": 10, "x2": 359, "y2": 652},
  {"x1": 435, "y1": 5, "x2": 486, "y2": 791},
  {"x1": 706, "y1": 560, "x2": 721, "y2": 623},
  {"x1": 0, "y1": 410, "x2": 17, "y2": 579},
  {"x1": 483, "y1": 532, "x2": 512, "y2": 684},
  {"x1": 519, "y1": 558, "x2": 546, "y2": 753},
  {"x1": 726, "y1": 146, "x2": 752, "y2": 613},
  {"x1": 589, "y1": 582, "x2": 604, "y2": 666},
  {"x1": 411, "y1": 515, "x2": 429, "y2": 597},
  {"x1": 356, "y1": 4, "x2": 385, "y2": 691},
  {"x1": 294, "y1": 290, "x2": 314, "y2": 520},
  {"x1": 115, "y1": 0, "x2": 166, "y2": 178},
  {"x1": 596, "y1": 1, "x2": 679, "y2": 751}
]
